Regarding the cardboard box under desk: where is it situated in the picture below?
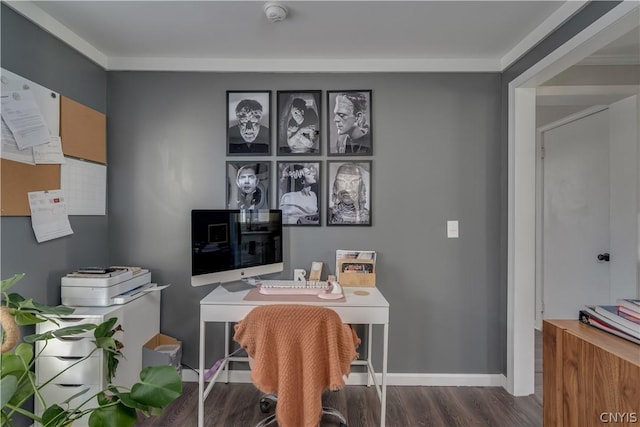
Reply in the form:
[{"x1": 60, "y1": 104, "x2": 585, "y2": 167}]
[{"x1": 142, "y1": 333, "x2": 182, "y2": 370}]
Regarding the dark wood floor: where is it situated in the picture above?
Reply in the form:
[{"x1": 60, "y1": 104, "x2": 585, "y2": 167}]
[{"x1": 136, "y1": 331, "x2": 543, "y2": 427}]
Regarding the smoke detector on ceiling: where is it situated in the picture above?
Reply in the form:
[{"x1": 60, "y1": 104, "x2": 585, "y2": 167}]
[{"x1": 264, "y1": 2, "x2": 288, "y2": 23}]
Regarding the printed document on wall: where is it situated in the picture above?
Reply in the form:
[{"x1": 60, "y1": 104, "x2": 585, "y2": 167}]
[
  {"x1": 1, "y1": 67, "x2": 60, "y2": 135},
  {"x1": 28, "y1": 190, "x2": 73, "y2": 243},
  {"x1": 1, "y1": 118, "x2": 35, "y2": 164},
  {"x1": 61, "y1": 157, "x2": 106, "y2": 215},
  {"x1": 1, "y1": 90, "x2": 51, "y2": 149}
]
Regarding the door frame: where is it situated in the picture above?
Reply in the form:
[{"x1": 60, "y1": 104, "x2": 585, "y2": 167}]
[{"x1": 506, "y1": 3, "x2": 639, "y2": 396}]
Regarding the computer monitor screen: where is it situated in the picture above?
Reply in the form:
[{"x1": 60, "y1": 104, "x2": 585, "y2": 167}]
[{"x1": 191, "y1": 209, "x2": 283, "y2": 286}]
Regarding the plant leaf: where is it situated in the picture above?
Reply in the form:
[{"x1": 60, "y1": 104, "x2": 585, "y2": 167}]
[
  {"x1": 94, "y1": 318, "x2": 118, "y2": 338},
  {"x1": 13, "y1": 311, "x2": 47, "y2": 326},
  {"x1": 0, "y1": 375, "x2": 17, "y2": 409},
  {"x1": 115, "y1": 392, "x2": 148, "y2": 412},
  {"x1": 93, "y1": 336, "x2": 116, "y2": 352},
  {"x1": 14, "y1": 342, "x2": 33, "y2": 366},
  {"x1": 25, "y1": 324, "x2": 97, "y2": 343},
  {"x1": 1, "y1": 350, "x2": 36, "y2": 407},
  {"x1": 130, "y1": 365, "x2": 182, "y2": 408},
  {"x1": 1, "y1": 353, "x2": 27, "y2": 377},
  {"x1": 0, "y1": 273, "x2": 25, "y2": 293},
  {"x1": 42, "y1": 404, "x2": 72, "y2": 427},
  {"x1": 88, "y1": 401, "x2": 137, "y2": 427},
  {"x1": 4, "y1": 292, "x2": 74, "y2": 326}
]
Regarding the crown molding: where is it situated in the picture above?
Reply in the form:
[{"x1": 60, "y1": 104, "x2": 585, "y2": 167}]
[
  {"x1": 106, "y1": 56, "x2": 502, "y2": 72},
  {"x1": 536, "y1": 85, "x2": 640, "y2": 106},
  {"x1": 577, "y1": 54, "x2": 640, "y2": 66}
]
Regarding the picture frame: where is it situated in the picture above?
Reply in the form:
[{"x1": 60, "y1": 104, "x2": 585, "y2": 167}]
[
  {"x1": 226, "y1": 91, "x2": 271, "y2": 155},
  {"x1": 326, "y1": 160, "x2": 372, "y2": 226},
  {"x1": 277, "y1": 161, "x2": 321, "y2": 226},
  {"x1": 327, "y1": 90, "x2": 372, "y2": 155},
  {"x1": 226, "y1": 161, "x2": 271, "y2": 209},
  {"x1": 276, "y1": 90, "x2": 321, "y2": 155}
]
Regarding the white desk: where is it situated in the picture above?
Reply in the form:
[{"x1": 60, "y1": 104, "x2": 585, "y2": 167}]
[{"x1": 198, "y1": 285, "x2": 390, "y2": 427}]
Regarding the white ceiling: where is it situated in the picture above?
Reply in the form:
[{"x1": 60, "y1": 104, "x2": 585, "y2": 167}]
[{"x1": 5, "y1": 0, "x2": 591, "y2": 72}]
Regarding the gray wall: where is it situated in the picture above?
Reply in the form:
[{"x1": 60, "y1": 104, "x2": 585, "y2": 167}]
[
  {"x1": 1, "y1": 5, "x2": 108, "y2": 426},
  {"x1": 0, "y1": 5, "x2": 108, "y2": 306},
  {"x1": 107, "y1": 72, "x2": 503, "y2": 372}
]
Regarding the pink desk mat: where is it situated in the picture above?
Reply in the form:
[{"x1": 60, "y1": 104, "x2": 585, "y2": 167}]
[{"x1": 243, "y1": 287, "x2": 346, "y2": 303}]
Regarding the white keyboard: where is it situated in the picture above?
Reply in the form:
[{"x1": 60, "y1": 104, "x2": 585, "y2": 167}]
[{"x1": 258, "y1": 279, "x2": 330, "y2": 295}]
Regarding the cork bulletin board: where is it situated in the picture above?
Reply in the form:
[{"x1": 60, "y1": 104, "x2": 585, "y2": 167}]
[
  {"x1": 0, "y1": 69, "x2": 106, "y2": 216},
  {"x1": 60, "y1": 96, "x2": 106, "y2": 164},
  {"x1": 0, "y1": 160, "x2": 61, "y2": 216}
]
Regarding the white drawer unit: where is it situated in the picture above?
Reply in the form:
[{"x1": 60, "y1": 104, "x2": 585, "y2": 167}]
[
  {"x1": 35, "y1": 291, "x2": 160, "y2": 427},
  {"x1": 37, "y1": 383, "x2": 103, "y2": 426},
  {"x1": 37, "y1": 355, "x2": 101, "y2": 384},
  {"x1": 37, "y1": 336, "x2": 100, "y2": 357}
]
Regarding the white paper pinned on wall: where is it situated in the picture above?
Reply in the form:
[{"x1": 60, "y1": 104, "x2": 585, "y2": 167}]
[
  {"x1": 1, "y1": 118, "x2": 35, "y2": 164},
  {"x1": 28, "y1": 189, "x2": 74, "y2": 243},
  {"x1": 61, "y1": 156, "x2": 107, "y2": 215},
  {"x1": 1, "y1": 68, "x2": 60, "y2": 135},
  {"x1": 1, "y1": 89, "x2": 51, "y2": 149}
]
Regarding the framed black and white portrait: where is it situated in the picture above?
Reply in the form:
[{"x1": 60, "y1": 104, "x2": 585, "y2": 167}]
[
  {"x1": 277, "y1": 91, "x2": 321, "y2": 155},
  {"x1": 226, "y1": 161, "x2": 271, "y2": 210},
  {"x1": 327, "y1": 90, "x2": 372, "y2": 156},
  {"x1": 227, "y1": 91, "x2": 271, "y2": 155},
  {"x1": 277, "y1": 161, "x2": 321, "y2": 226},
  {"x1": 326, "y1": 160, "x2": 372, "y2": 226}
]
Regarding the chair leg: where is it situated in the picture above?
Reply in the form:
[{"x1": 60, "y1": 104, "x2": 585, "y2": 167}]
[
  {"x1": 322, "y1": 406, "x2": 348, "y2": 427},
  {"x1": 259, "y1": 393, "x2": 277, "y2": 413},
  {"x1": 257, "y1": 395, "x2": 347, "y2": 427},
  {"x1": 255, "y1": 393, "x2": 277, "y2": 426},
  {"x1": 255, "y1": 413, "x2": 277, "y2": 427}
]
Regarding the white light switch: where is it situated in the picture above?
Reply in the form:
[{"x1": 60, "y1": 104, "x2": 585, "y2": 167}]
[{"x1": 447, "y1": 220, "x2": 459, "y2": 238}]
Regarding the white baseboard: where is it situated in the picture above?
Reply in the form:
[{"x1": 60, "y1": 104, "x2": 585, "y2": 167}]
[{"x1": 181, "y1": 369, "x2": 507, "y2": 388}]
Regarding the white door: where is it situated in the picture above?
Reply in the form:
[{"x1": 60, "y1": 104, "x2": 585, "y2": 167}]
[{"x1": 541, "y1": 107, "x2": 611, "y2": 319}]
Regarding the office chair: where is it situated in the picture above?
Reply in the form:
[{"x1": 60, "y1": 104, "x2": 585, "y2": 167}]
[{"x1": 233, "y1": 304, "x2": 360, "y2": 427}]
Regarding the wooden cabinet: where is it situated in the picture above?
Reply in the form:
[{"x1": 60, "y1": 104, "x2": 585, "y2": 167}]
[
  {"x1": 543, "y1": 319, "x2": 640, "y2": 427},
  {"x1": 35, "y1": 292, "x2": 160, "y2": 426}
]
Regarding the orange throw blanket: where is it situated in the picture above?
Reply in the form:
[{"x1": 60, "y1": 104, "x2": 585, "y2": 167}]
[{"x1": 233, "y1": 304, "x2": 360, "y2": 427}]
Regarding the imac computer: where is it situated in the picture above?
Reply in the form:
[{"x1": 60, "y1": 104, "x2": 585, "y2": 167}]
[{"x1": 191, "y1": 209, "x2": 284, "y2": 287}]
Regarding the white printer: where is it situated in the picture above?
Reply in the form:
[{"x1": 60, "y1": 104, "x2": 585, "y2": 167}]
[{"x1": 61, "y1": 267, "x2": 155, "y2": 307}]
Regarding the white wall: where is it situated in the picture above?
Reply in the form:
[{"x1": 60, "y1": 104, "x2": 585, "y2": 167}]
[{"x1": 609, "y1": 95, "x2": 639, "y2": 300}]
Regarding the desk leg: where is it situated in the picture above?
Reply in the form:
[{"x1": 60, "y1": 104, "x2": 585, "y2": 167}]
[
  {"x1": 367, "y1": 324, "x2": 373, "y2": 387},
  {"x1": 381, "y1": 322, "x2": 388, "y2": 427},
  {"x1": 224, "y1": 322, "x2": 230, "y2": 383},
  {"x1": 198, "y1": 319, "x2": 205, "y2": 427}
]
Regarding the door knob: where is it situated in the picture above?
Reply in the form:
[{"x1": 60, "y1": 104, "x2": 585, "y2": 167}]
[{"x1": 597, "y1": 253, "x2": 610, "y2": 262}]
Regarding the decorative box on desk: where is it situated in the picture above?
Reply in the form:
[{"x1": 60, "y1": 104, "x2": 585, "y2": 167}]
[
  {"x1": 335, "y1": 249, "x2": 376, "y2": 287},
  {"x1": 543, "y1": 319, "x2": 640, "y2": 427},
  {"x1": 34, "y1": 291, "x2": 160, "y2": 426}
]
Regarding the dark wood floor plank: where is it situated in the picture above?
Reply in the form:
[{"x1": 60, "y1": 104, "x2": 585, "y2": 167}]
[
  {"x1": 137, "y1": 331, "x2": 543, "y2": 426},
  {"x1": 135, "y1": 382, "x2": 542, "y2": 427}
]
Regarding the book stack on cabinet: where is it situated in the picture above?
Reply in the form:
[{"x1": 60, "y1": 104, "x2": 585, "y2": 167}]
[{"x1": 579, "y1": 299, "x2": 640, "y2": 345}]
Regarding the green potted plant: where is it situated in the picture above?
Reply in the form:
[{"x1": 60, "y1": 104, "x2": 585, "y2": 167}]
[{"x1": 1, "y1": 273, "x2": 182, "y2": 427}]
